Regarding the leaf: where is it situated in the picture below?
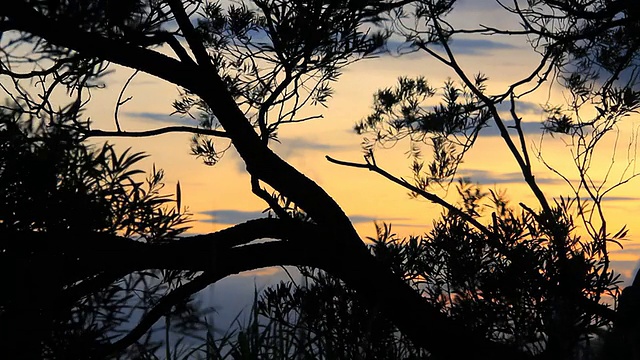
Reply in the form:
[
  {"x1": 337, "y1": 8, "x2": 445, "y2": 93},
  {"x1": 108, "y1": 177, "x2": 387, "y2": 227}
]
[{"x1": 176, "y1": 180, "x2": 182, "y2": 212}]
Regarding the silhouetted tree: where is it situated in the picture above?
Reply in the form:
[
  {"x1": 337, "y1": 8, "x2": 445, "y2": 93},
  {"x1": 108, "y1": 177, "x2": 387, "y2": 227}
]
[{"x1": 0, "y1": 1, "x2": 639, "y2": 359}]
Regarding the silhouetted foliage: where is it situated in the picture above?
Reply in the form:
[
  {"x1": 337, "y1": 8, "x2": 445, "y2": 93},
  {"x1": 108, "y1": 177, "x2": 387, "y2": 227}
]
[
  {"x1": 256, "y1": 180, "x2": 621, "y2": 359},
  {"x1": 0, "y1": 108, "x2": 201, "y2": 359},
  {"x1": 1, "y1": 1, "x2": 640, "y2": 359},
  {"x1": 257, "y1": 268, "x2": 429, "y2": 359}
]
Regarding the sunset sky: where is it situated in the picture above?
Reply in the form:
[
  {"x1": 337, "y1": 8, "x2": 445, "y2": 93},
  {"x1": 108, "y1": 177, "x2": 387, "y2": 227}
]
[{"x1": 62, "y1": 0, "x2": 640, "y2": 324}]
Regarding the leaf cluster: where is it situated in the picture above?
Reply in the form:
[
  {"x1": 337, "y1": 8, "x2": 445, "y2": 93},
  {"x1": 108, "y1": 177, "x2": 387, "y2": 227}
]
[
  {"x1": 356, "y1": 75, "x2": 491, "y2": 188},
  {"x1": 175, "y1": 0, "x2": 393, "y2": 164},
  {"x1": 368, "y1": 182, "x2": 619, "y2": 357}
]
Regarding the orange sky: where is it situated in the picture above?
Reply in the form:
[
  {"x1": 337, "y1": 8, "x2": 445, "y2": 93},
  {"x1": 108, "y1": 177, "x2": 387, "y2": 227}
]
[{"x1": 58, "y1": 1, "x2": 639, "y2": 287}]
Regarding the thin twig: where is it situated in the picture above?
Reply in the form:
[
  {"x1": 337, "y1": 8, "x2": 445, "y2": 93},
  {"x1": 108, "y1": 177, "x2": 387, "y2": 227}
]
[
  {"x1": 114, "y1": 69, "x2": 139, "y2": 132},
  {"x1": 325, "y1": 155, "x2": 498, "y2": 246}
]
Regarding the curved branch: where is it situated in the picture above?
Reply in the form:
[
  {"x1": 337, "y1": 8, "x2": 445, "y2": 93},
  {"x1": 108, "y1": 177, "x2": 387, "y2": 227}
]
[
  {"x1": 84, "y1": 126, "x2": 229, "y2": 139},
  {"x1": 101, "y1": 229, "x2": 528, "y2": 360},
  {"x1": 3, "y1": 218, "x2": 313, "y2": 312},
  {"x1": 0, "y1": 57, "x2": 67, "y2": 79},
  {"x1": 101, "y1": 240, "x2": 327, "y2": 356},
  {"x1": 1, "y1": 3, "x2": 200, "y2": 97},
  {"x1": 104, "y1": 272, "x2": 218, "y2": 356},
  {"x1": 114, "y1": 70, "x2": 139, "y2": 132}
]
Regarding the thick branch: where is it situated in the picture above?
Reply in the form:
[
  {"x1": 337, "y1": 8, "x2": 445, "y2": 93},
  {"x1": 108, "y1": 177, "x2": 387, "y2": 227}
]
[
  {"x1": 103, "y1": 240, "x2": 326, "y2": 356},
  {"x1": 2, "y1": 219, "x2": 313, "y2": 310}
]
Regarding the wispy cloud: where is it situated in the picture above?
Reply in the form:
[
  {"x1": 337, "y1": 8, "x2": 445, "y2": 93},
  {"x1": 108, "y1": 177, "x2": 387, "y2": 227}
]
[
  {"x1": 200, "y1": 209, "x2": 268, "y2": 224},
  {"x1": 273, "y1": 136, "x2": 347, "y2": 155},
  {"x1": 125, "y1": 111, "x2": 199, "y2": 126},
  {"x1": 223, "y1": 135, "x2": 350, "y2": 173},
  {"x1": 386, "y1": 37, "x2": 519, "y2": 57},
  {"x1": 567, "y1": 196, "x2": 640, "y2": 203},
  {"x1": 477, "y1": 120, "x2": 545, "y2": 137},
  {"x1": 348, "y1": 215, "x2": 411, "y2": 224},
  {"x1": 460, "y1": 169, "x2": 563, "y2": 185},
  {"x1": 494, "y1": 100, "x2": 543, "y2": 115},
  {"x1": 460, "y1": 170, "x2": 640, "y2": 194},
  {"x1": 199, "y1": 209, "x2": 412, "y2": 226},
  {"x1": 437, "y1": 38, "x2": 518, "y2": 55},
  {"x1": 609, "y1": 259, "x2": 640, "y2": 286}
]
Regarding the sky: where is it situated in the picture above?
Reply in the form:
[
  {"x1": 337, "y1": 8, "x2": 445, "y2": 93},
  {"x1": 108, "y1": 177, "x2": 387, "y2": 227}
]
[{"x1": 57, "y1": 0, "x2": 640, "y2": 329}]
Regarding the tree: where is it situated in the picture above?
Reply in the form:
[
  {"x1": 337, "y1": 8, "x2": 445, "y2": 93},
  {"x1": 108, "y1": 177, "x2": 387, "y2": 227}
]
[{"x1": 0, "y1": 1, "x2": 638, "y2": 359}]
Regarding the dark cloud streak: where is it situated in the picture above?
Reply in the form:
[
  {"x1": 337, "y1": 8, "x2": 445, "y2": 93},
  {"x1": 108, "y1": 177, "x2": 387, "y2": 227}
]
[
  {"x1": 385, "y1": 37, "x2": 520, "y2": 57},
  {"x1": 199, "y1": 210, "x2": 268, "y2": 224},
  {"x1": 477, "y1": 120, "x2": 545, "y2": 137},
  {"x1": 125, "y1": 111, "x2": 198, "y2": 125},
  {"x1": 460, "y1": 169, "x2": 563, "y2": 185},
  {"x1": 199, "y1": 209, "x2": 412, "y2": 226}
]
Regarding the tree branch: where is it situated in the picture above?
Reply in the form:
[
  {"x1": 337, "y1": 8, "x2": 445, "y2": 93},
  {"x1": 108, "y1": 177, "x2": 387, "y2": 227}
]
[
  {"x1": 166, "y1": 0, "x2": 212, "y2": 69},
  {"x1": 84, "y1": 126, "x2": 229, "y2": 139},
  {"x1": 114, "y1": 69, "x2": 139, "y2": 132},
  {"x1": 101, "y1": 240, "x2": 325, "y2": 356},
  {"x1": 325, "y1": 155, "x2": 500, "y2": 246}
]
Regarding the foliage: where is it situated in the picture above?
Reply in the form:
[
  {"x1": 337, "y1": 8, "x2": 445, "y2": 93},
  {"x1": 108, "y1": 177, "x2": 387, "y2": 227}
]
[
  {"x1": 0, "y1": 107, "x2": 199, "y2": 359},
  {"x1": 369, "y1": 182, "x2": 620, "y2": 357},
  {"x1": 0, "y1": 109, "x2": 188, "y2": 239},
  {"x1": 355, "y1": 75, "x2": 491, "y2": 188},
  {"x1": 173, "y1": 0, "x2": 391, "y2": 164},
  {"x1": 254, "y1": 180, "x2": 621, "y2": 359},
  {"x1": 257, "y1": 270, "x2": 428, "y2": 359}
]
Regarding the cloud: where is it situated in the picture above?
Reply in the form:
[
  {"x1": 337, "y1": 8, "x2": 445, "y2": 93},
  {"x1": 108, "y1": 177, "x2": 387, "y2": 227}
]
[
  {"x1": 222, "y1": 135, "x2": 350, "y2": 174},
  {"x1": 609, "y1": 259, "x2": 639, "y2": 287},
  {"x1": 460, "y1": 170, "x2": 640, "y2": 193},
  {"x1": 573, "y1": 196, "x2": 640, "y2": 202},
  {"x1": 494, "y1": 100, "x2": 544, "y2": 115},
  {"x1": 125, "y1": 111, "x2": 199, "y2": 126},
  {"x1": 455, "y1": 0, "x2": 503, "y2": 11},
  {"x1": 386, "y1": 37, "x2": 519, "y2": 58},
  {"x1": 199, "y1": 209, "x2": 413, "y2": 227},
  {"x1": 438, "y1": 38, "x2": 518, "y2": 55},
  {"x1": 270, "y1": 136, "x2": 352, "y2": 163},
  {"x1": 200, "y1": 209, "x2": 268, "y2": 224},
  {"x1": 273, "y1": 136, "x2": 346, "y2": 153},
  {"x1": 459, "y1": 169, "x2": 563, "y2": 185},
  {"x1": 348, "y1": 215, "x2": 411, "y2": 224},
  {"x1": 477, "y1": 120, "x2": 545, "y2": 137},
  {"x1": 562, "y1": 45, "x2": 640, "y2": 91}
]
